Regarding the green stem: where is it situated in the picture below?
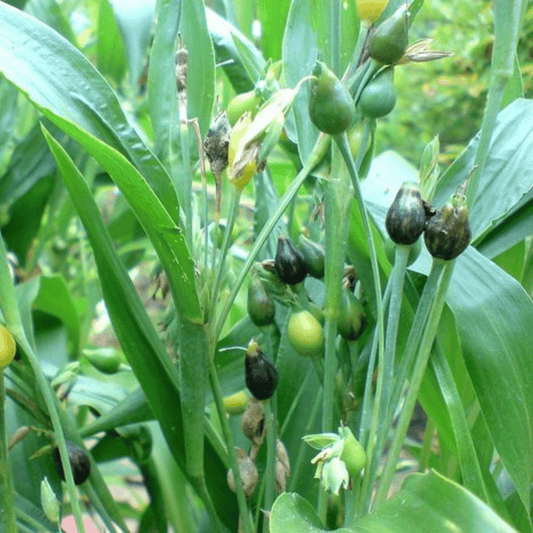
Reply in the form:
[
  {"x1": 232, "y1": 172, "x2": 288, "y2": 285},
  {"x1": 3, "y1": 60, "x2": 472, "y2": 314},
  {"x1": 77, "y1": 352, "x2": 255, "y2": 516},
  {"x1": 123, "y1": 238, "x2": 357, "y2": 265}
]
[
  {"x1": 358, "y1": 260, "x2": 444, "y2": 514},
  {"x1": 0, "y1": 232, "x2": 86, "y2": 533},
  {"x1": 262, "y1": 399, "x2": 277, "y2": 532},
  {"x1": 179, "y1": 122, "x2": 193, "y2": 250},
  {"x1": 382, "y1": 245, "x2": 410, "y2": 413},
  {"x1": 0, "y1": 369, "x2": 17, "y2": 533},
  {"x1": 208, "y1": 364, "x2": 253, "y2": 533},
  {"x1": 358, "y1": 245, "x2": 411, "y2": 512},
  {"x1": 211, "y1": 187, "x2": 242, "y2": 315},
  {"x1": 375, "y1": 260, "x2": 454, "y2": 506},
  {"x1": 467, "y1": 0, "x2": 523, "y2": 209},
  {"x1": 214, "y1": 134, "x2": 331, "y2": 340},
  {"x1": 354, "y1": 117, "x2": 373, "y2": 171},
  {"x1": 334, "y1": 132, "x2": 385, "y2": 508},
  {"x1": 322, "y1": 141, "x2": 354, "y2": 438}
]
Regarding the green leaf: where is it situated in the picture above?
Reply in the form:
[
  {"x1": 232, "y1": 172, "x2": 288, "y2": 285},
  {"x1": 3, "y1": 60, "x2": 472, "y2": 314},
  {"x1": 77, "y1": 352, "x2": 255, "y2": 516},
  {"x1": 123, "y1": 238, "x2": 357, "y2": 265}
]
[
  {"x1": 108, "y1": 0, "x2": 155, "y2": 91},
  {"x1": 282, "y1": 0, "x2": 320, "y2": 162},
  {"x1": 270, "y1": 492, "x2": 351, "y2": 533},
  {"x1": 96, "y1": 0, "x2": 126, "y2": 85},
  {"x1": 0, "y1": 121, "x2": 57, "y2": 207},
  {"x1": 353, "y1": 471, "x2": 517, "y2": 533},
  {"x1": 178, "y1": 0, "x2": 215, "y2": 136},
  {"x1": 42, "y1": 128, "x2": 237, "y2": 531},
  {"x1": 148, "y1": 0, "x2": 181, "y2": 160},
  {"x1": 0, "y1": 1, "x2": 179, "y2": 223},
  {"x1": 33, "y1": 274, "x2": 80, "y2": 354},
  {"x1": 444, "y1": 248, "x2": 533, "y2": 515},
  {"x1": 206, "y1": 8, "x2": 257, "y2": 94},
  {"x1": 257, "y1": 0, "x2": 291, "y2": 62},
  {"x1": 434, "y1": 98, "x2": 533, "y2": 243},
  {"x1": 26, "y1": 0, "x2": 78, "y2": 46},
  {"x1": 2, "y1": 174, "x2": 55, "y2": 264}
]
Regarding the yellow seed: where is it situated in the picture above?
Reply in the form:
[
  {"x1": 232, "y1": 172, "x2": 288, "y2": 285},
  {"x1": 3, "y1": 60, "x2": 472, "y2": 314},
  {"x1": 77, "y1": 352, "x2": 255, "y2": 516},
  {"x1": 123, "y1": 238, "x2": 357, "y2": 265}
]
[
  {"x1": 356, "y1": 0, "x2": 389, "y2": 23},
  {"x1": 223, "y1": 390, "x2": 249, "y2": 415},
  {"x1": 0, "y1": 324, "x2": 16, "y2": 367}
]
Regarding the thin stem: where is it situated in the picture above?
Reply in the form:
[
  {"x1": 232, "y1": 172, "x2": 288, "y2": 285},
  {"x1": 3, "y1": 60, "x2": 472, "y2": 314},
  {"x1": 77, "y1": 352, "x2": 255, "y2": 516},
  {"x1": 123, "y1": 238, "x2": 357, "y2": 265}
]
[
  {"x1": 467, "y1": 0, "x2": 523, "y2": 209},
  {"x1": 262, "y1": 399, "x2": 277, "y2": 532},
  {"x1": 354, "y1": 117, "x2": 373, "y2": 171},
  {"x1": 0, "y1": 232, "x2": 87, "y2": 532},
  {"x1": 375, "y1": 260, "x2": 454, "y2": 505},
  {"x1": 334, "y1": 132, "x2": 385, "y2": 510},
  {"x1": 208, "y1": 364, "x2": 253, "y2": 533},
  {"x1": 380, "y1": 245, "x2": 410, "y2": 429},
  {"x1": 359, "y1": 260, "x2": 444, "y2": 513},
  {"x1": 211, "y1": 187, "x2": 241, "y2": 315},
  {"x1": 0, "y1": 369, "x2": 18, "y2": 533}
]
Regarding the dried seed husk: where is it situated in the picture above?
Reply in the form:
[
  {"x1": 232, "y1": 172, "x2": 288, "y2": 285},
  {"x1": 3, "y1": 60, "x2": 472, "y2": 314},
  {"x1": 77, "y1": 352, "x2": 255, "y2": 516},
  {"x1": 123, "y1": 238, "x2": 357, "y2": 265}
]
[
  {"x1": 241, "y1": 396, "x2": 266, "y2": 446},
  {"x1": 227, "y1": 449, "x2": 259, "y2": 499}
]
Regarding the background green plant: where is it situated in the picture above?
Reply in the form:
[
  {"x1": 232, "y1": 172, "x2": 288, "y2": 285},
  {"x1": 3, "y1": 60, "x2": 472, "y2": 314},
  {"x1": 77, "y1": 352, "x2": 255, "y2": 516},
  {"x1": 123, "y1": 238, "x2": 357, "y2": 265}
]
[{"x1": 0, "y1": 0, "x2": 532, "y2": 532}]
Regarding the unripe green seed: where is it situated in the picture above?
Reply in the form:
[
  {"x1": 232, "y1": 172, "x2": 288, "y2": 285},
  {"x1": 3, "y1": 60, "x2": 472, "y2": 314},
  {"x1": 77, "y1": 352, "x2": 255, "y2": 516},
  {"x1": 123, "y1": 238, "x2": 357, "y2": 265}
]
[
  {"x1": 359, "y1": 67, "x2": 397, "y2": 119},
  {"x1": 337, "y1": 289, "x2": 366, "y2": 341},
  {"x1": 247, "y1": 275, "x2": 275, "y2": 327},
  {"x1": 370, "y1": 5, "x2": 409, "y2": 65},
  {"x1": 309, "y1": 61, "x2": 355, "y2": 135}
]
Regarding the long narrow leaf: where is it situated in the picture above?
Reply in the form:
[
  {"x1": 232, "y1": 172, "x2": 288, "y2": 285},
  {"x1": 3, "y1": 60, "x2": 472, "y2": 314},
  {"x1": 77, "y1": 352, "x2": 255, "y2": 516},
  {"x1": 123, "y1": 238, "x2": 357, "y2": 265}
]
[
  {"x1": 0, "y1": 2, "x2": 179, "y2": 223},
  {"x1": 42, "y1": 127, "x2": 237, "y2": 530}
]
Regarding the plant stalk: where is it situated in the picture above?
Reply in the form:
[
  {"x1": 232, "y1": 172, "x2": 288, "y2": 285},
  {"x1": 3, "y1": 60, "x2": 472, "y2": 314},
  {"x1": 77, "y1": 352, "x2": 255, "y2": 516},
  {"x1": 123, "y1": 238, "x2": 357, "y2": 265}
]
[
  {"x1": 374, "y1": 260, "x2": 454, "y2": 505},
  {"x1": 0, "y1": 368, "x2": 18, "y2": 533},
  {"x1": 208, "y1": 364, "x2": 253, "y2": 533}
]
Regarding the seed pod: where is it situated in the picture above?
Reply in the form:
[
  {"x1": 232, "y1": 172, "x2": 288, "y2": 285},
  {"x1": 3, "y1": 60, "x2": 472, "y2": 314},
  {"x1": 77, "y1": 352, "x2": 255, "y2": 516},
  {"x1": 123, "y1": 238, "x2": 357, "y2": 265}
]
[
  {"x1": 287, "y1": 309, "x2": 324, "y2": 358},
  {"x1": 298, "y1": 235, "x2": 325, "y2": 279},
  {"x1": 83, "y1": 347, "x2": 122, "y2": 374},
  {"x1": 53, "y1": 441, "x2": 91, "y2": 485},
  {"x1": 227, "y1": 449, "x2": 259, "y2": 499},
  {"x1": 245, "y1": 339, "x2": 279, "y2": 400},
  {"x1": 424, "y1": 192, "x2": 471, "y2": 261},
  {"x1": 241, "y1": 396, "x2": 266, "y2": 446},
  {"x1": 370, "y1": 5, "x2": 409, "y2": 65},
  {"x1": 227, "y1": 90, "x2": 262, "y2": 125},
  {"x1": 224, "y1": 391, "x2": 249, "y2": 416},
  {"x1": 359, "y1": 67, "x2": 397, "y2": 119},
  {"x1": 40, "y1": 478, "x2": 60, "y2": 524},
  {"x1": 339, "y1": 427, "x2": 366, "y2": 477},
  {"x1": 309, "y1": 61, "x2": 355, "y2": 135},
  {"x1": 337, "y1": 289, "x2": 367, "y2": 341},
  {"x1": 274, "y1": 237, "x2": 308, "y2": 285},
  {"x1": 0, "y1": 324, "x2": 16, "y2": 367},
  {"x1": 247, "y1": 274, "x2": 276, "y2": 327},
  {"x1": 385, "y1": 182, "x2": 426, "y2": 245}
]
